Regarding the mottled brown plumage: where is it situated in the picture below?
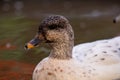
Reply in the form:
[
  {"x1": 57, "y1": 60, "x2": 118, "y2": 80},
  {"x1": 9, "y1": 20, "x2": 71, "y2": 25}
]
[{"x1": 37, "y1": 15, "x2": 74, "y2": 59}]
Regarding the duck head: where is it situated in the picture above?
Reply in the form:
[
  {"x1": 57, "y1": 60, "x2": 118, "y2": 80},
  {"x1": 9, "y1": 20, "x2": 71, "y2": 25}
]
[
  {"x1": 113, "y1": 15, "x2": 120, "y2": 23},
  {"x1": 25, "y1": 15, "x2": 74, "y2": 51}
]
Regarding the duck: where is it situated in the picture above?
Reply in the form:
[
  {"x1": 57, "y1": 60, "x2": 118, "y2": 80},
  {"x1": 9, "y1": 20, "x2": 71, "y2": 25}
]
[
  {"x1": 113, "y1": 15, "x2": 120, "y2": 23},
  {"x1": 25, "y1": 15, "x2": 120, "y2": 80}
]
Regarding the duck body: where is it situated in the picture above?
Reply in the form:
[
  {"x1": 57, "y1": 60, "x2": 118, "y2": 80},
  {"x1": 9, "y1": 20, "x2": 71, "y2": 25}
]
[
  {"x1": 73, "y1": 36, "x2": 120, "y2": 80},
  {"x1": 33, "y1": 37, "x2": 120, "y2": 80},
  {"x1": 33, "y1": 59, "x2": 120, "y2": 80},
  {"x1": 25, "y1": 15, "x2": 120, "y2": 80},
  {"x1": 33, "y1": 58, "x2": 91, "y2": 80},
  {"x1": 73, "y1": 37, "x2": 120, "y2": 64}
]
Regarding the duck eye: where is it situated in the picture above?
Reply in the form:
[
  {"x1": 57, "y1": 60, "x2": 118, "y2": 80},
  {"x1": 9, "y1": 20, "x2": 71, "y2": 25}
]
[{"x1": 48, "y1": 24, "x2": 57, "y2": 30}]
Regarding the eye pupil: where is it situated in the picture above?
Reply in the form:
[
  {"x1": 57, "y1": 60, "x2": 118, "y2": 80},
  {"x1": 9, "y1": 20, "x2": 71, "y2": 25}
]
[{"x1": 49, "y1": 24, "x2": 57, "y2": 29}]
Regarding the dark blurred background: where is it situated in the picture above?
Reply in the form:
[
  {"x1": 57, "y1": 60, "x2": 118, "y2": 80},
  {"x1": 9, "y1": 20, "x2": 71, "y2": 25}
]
[{"x1": 0, "y1": 0, "x2": 120, "y2": 80}]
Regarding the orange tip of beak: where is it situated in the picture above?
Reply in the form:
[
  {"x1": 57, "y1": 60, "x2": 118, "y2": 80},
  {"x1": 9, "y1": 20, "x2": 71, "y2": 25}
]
[{"x1": 27, "y1": 43, "x2": 34, "y2": 49}]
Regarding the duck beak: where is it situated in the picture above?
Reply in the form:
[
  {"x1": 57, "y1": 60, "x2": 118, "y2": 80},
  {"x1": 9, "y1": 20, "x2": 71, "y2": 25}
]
[{"x1": 24, "y1": 37, "x2": 41, "y2": 50}]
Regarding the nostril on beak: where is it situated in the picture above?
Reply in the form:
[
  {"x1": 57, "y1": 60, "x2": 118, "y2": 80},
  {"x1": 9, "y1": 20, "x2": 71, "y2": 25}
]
[{"x1": 24, "y1": 44, "x2": 28, "y2": 50}]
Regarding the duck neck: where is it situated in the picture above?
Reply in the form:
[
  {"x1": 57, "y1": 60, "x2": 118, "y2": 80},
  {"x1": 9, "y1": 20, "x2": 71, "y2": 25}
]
[{"x1": 49, "y1": 40, "x2": 74, "y2": 60}]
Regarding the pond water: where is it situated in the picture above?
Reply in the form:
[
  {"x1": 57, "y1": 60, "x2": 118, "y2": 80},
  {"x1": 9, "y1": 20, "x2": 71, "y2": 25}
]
[{"x1": 0, "y1": 0, "x2": 120, "y2": 80}]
